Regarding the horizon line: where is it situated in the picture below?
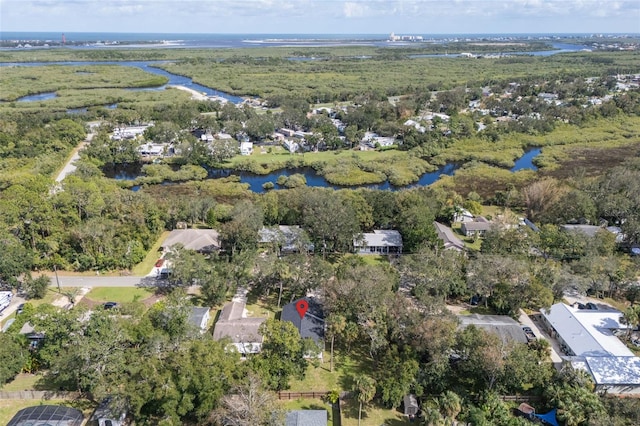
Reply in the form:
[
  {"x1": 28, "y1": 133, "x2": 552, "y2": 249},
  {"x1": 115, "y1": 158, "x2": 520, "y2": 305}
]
[{"x1": 2, "y1": 31, "x2": 639, "y2": 36}]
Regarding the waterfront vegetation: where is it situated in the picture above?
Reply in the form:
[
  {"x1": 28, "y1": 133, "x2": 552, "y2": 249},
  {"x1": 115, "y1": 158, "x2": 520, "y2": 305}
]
[{"x1": 0, "y1": 65, "x2": 168, "y2": 101}]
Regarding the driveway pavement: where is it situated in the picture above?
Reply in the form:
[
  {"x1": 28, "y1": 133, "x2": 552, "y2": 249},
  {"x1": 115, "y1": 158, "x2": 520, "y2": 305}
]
[
  {"x1": 48, "y1": 275, "x2": 149, "y2": 288},
  {"x1": 519, "y1": 309, "x2": 564, "y2": 370}
]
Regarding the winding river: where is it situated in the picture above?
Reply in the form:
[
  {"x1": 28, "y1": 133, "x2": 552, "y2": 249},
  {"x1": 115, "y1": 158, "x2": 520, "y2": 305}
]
[
  {"x1": 104, "y1": 147, "x2": 540, "y2": 194},
  {"x1": 4, "y1": 56, "x2": 545, "y2": 192}
]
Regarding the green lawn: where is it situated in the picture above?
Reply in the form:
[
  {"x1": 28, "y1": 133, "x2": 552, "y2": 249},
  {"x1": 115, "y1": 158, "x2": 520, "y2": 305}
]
[
  {"x1": 84, "y1": 287, "x2": 154, "y2": 304},
  {"x1": 0, "y1": 374, "x2": 43, "y2": 392},
  {"x1": 288, "y1": 351, "x2": 371, "y2": 393},
  {"x1": 131, "y1": 230, "x2": 170, "y2": 276},
  {"x1": 340, "y1": 399, "x2": 408, "y2": 426}
]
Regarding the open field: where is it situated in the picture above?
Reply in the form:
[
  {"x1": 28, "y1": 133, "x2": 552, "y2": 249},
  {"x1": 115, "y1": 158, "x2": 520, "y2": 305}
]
[{"x1": 82, "y1": 287, "x2": 155, "y2": 304}]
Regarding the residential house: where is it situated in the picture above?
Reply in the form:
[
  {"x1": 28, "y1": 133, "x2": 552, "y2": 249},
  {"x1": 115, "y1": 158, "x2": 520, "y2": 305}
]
[
  {"x1": 279, "y1": 128, "x2": 296, "y2": 137},
  {"x1": 138, "y1": 143, "x2": 166, "y2": 157},
  {"x1": 189, "y1": 307, "x2": 211, "y2": 334},
  {"x1": 458, "y1": 314, "x2": 528, "y2": 345},
  {"x1": 161, "y1": 229, "x2": 220, "y2": 253},
  {"x1": 258, "y1": 225, "x2": 314, "y2": 254},
  {"x1": 213, "y1": 301, "x2": 266, "y2": 355},
  {"x1": 453, "y1": 208, "x2": 475, "y2": 223},
  {"x1": 561, "y1": 224, "x2": 623, "y2": 242},
  {"x1": 281, "y1": 297, "x2": 325, "y2": 358},
  {"x1": 240, "y1": 141, "x2": 253, "y2": 156},
  {"x1": 433, "y1": 222, "x2": 465, "y2": 252},
  {"x1": 403, "y1": 394, "x2": 419, "y2": 418},
  {"x1": 540, "y1": 303, "x2": 640, "y2": 394},
  {"x1": 354, "y1": 230, "x2": 403, "y2": 255},
  {"x1": 461, "y1": 218, "x2": 494, "y2": 238},
  {"x1": 361, "y1": 131, "x2": 395, "y2": 148},
  {"x1": 285, "y1": 410, "x2": 328, "y2": 426},
  {"x1": 283, "y1": 139, "x2": 300, "y2": 153}
]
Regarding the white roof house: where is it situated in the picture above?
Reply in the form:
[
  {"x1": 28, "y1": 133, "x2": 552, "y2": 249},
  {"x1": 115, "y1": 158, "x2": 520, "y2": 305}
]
[
  {"x1": 355, "y1": 230, "x2": 403, "y2": 255},
  {"x1": 240, "y1": 141, "x2": 253, "y2": 156},
  {"x1": 541, "y1": 303, "x2": 640, "y2": 394},
  {"x1": 540, "y1": 303, "x2": 632, "y2": 357}
]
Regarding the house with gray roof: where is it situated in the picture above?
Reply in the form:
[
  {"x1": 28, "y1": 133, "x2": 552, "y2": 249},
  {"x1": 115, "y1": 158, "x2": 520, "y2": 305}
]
[
  {"x1": 285, "y1": 410, "x2": 327, "y2": 426},
  {"x1": 161, "y1": 229, "x2": 220, "y2": 253},
  {"x1": 281, "y1": 297, "x2": 325, "y2": 357},
  {"x1": 259, "y1": 225, "x2": 314, "y2": 254},
  {"x1": 213, "y1": 301, "x2": 266, "y2": 355},
  {"x1": 461, "y1": 218, "x2": 494, "y2": 237},
  {"x1": 458, "y1": 314, "x2": 528, "y2": 344},
  {"x1": 354, "y1": 230, "x2": 402, "y2": 255},
  {"x1": 434, "y1": 222, "x2": 465, "y2": 251}
]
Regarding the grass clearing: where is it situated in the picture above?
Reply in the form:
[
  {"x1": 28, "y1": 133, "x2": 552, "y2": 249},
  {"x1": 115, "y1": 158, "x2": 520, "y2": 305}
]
[
  {"x1": 288, "y1": 351, "x2": 370, "y2": 393},
  {"x1": 132, "y1": 230, "x2": 170, "y2": 276},
  {"x1": 340, "y1": 399, "x2": 407, "y2": 426},
  {"x1": 83, "y1": 287, "x2": 154, "y2": 304},
  {"x1": 1, "y1": 374, "x2": 41, "y2": 392}
]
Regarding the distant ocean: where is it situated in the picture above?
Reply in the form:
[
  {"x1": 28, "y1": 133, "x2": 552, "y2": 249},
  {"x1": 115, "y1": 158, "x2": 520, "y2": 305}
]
[{"x1": 0, "y1": 31, "x2": 610, "y2": 49}]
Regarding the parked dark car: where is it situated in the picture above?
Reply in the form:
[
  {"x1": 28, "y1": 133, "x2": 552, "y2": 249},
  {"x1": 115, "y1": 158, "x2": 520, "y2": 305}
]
[
  {"x1": 586, "y1": 302, "x2": 599, "y2": 310},
  {"x1": 16, "y1": 303, "x2": 24, "y2": 315},
  {"x1": 103, "y1": 302, "x2": 118, "y2": 310},
  {"x1": 522, "y1": 326, "x2": 536, "y2": 342}
]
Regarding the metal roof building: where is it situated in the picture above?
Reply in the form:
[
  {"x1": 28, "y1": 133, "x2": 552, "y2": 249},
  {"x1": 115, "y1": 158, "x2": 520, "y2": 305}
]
[{"x1": 540, "y1": 303, "x2": 633, "y2": 357}]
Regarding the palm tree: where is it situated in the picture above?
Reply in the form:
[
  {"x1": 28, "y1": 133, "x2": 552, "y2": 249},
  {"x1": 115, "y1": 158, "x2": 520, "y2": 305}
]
[
  {"x1": 353, "y1": 375, "x2": 376, "y2": 426},
  {"x1": 437, "y1": 391, "x2": 462, "y2": 422},
  {"x1": 326, "y1": 314, "x2": 346, "y2": 372},
  {"x1": 621, "y1": 306, "x2": 639, "y2": 338},
  {"x1": 422, "y1": 406, "x2": 445, "y2": 426}
]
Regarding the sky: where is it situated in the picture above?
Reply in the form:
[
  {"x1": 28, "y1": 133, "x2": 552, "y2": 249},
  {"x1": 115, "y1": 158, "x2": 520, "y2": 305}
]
[{"x1": 1, "y1": 0, "x2": 639, "y2": 35}]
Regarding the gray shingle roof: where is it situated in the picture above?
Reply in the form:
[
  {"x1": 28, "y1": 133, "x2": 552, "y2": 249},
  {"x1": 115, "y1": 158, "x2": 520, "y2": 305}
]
[
  {"x1": 285, "y1": 410, "x2": 327, "y2": 426},
  {"x1": 162, "y1": 229, "x2": 220, "y2": 252},
  {"x1": 281, "y1": 297, "x2": 325, "y2": 343},
  {"x1": 434, "y1": 221, "x2": 465, "y2": 251}
]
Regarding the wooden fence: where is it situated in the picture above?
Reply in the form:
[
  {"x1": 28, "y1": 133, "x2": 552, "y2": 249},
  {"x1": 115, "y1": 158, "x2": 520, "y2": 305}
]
[
  {"x1": 0, "y1": 390, "x2": 81, "y2": 400},
  {"x1": 500, "y1": 395, "x2": 543, "y2": 403},
  {"x1": 277, "y1": 391, "x2": 328, "y2": 400}
]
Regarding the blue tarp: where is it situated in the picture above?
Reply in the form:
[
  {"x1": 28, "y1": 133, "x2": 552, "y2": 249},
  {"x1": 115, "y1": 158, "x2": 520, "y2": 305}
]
[{"x1": 534, "y1": 408, "x2": 560, "y2": 426}]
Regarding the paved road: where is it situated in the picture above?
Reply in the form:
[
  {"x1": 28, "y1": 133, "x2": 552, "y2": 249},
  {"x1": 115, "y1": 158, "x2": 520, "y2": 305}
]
[{"x1": 48, "y1": 275, "x2": 157, "y2": 288}]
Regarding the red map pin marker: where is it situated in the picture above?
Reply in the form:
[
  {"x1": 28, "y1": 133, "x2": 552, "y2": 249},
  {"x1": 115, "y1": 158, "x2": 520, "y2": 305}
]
[{"x1": 295, "y1": 300, "x2": 309, "y2": 319}]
